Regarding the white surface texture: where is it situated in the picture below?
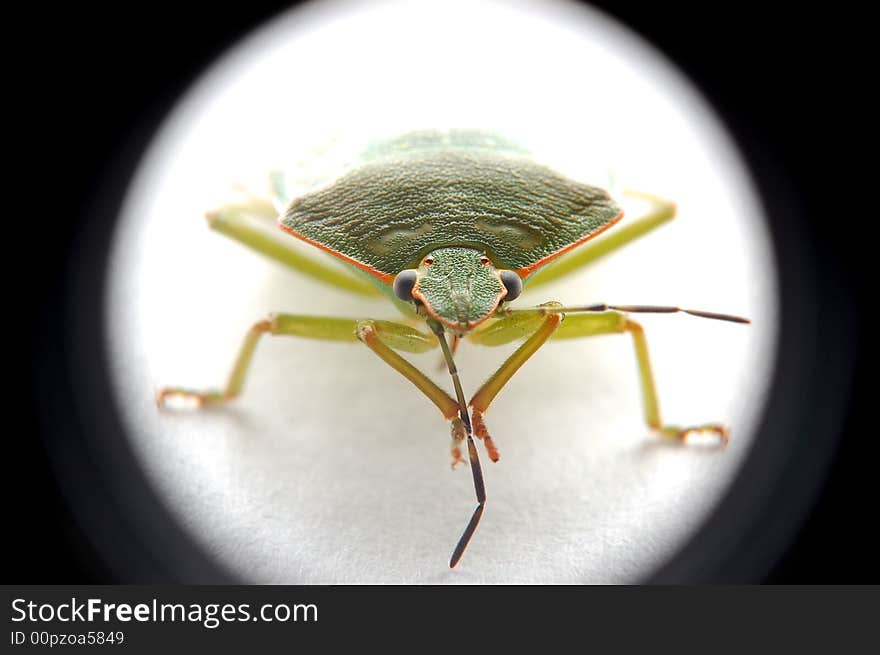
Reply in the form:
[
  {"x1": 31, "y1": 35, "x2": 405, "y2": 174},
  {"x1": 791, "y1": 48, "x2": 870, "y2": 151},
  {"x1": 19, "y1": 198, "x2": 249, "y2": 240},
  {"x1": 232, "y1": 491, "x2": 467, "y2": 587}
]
[{"x1": 106, "y1": 0, "x2": 778, "y2": 583}]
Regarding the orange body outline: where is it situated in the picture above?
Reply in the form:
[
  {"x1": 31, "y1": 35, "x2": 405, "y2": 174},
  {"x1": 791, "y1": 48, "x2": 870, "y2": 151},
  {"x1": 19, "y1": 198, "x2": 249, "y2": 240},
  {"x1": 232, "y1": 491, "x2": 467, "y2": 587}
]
[{"x1": 278, "y1": 209, "x2": 625, "y2": 286}]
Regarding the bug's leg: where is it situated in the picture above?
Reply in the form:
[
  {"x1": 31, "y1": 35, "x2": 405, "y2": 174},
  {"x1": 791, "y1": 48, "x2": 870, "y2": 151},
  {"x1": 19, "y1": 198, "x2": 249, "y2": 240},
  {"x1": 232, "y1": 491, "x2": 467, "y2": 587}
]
[
  {"x1": 550, "y1": 308, "x2": 732, "y2": 444},
  {"x1": 469, "y1": 304, "x2": 741, "y2": 447},
  {"x1": 157, "y1": 315, "x2": 361, "y2": 406},
  {"x1": 466, "y1": 304, "x2": 566, "y2": 461},
  {"x1": 206, "y1": 199, "x2": 381, "y2": 297},
  {"x1": 360, "y1": 318, "x2": 487, "y2": 566},
  {"x1": 524, "y1": 191, "x2": 676, "y2": 290},
  {"x1": 356, "y1": 320, "x2": 468, "y2": 466},
  {"x1": 157, "y1": 315, "x2": 438, "y2": 406}
]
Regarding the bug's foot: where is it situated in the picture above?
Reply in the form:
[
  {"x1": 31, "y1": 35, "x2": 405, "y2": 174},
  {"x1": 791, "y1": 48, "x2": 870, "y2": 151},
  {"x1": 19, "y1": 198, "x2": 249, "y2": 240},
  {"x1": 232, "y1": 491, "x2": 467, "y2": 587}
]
[
  {"x1": 450, "y1": 417, "x2": 467, "y2": 469},
  {"x1": 471, "y1": 410, "x2": 500, "y2": 462},
  {"x1": 659, "y1": 423, "x2": 729, "y2": 447},
  {"x1": 155, "y1": 387, "x2": 229, "y2": 409}
]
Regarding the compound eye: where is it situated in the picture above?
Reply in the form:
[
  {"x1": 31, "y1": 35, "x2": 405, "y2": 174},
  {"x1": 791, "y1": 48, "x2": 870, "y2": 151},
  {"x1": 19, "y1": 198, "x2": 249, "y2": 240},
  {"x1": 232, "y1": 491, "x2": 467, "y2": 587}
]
[
  {"x1": 499, "y1": 270, "x2": 523, "y2": 302},
  {"x1": 393, "y1": 269, "x2": 418, "y2": 302}
]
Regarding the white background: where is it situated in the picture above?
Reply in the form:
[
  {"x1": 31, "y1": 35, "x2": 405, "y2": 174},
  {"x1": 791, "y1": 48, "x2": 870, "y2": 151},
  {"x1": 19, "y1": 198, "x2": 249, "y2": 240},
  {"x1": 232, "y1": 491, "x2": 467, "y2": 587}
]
[{"x1": 106, "y1": 0, "x2": 777, "y2": 583}]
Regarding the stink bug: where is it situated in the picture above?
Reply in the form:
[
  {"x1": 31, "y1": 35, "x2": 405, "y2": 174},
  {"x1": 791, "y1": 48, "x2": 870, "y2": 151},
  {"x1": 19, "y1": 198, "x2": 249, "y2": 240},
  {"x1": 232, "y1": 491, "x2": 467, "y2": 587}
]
[{"x1": 157, "y1": 130, "x2": 749, "y2": 568}]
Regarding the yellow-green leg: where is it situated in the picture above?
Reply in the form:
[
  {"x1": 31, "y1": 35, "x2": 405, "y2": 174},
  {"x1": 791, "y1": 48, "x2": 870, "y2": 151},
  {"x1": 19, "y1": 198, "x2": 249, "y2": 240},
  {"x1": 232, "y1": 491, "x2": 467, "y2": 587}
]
[
  {"x1": 467, "y1": 304, "x2": 565, "y2": 461},
  {"x1": 466, "y1": 305, "x2": 730, "y2": 455},
  {"x1": 205, "y1": 197, "x2": 380, "y2": 297},
  {"x1": 156, "y1": 312, "x2": 471, "y2": 453},
  {"x1": 157, "y1": 312, "x2": 488, "y2": 566},
  {"x1": 355, "y1": 321, "x2": 460, "y2": 420},
  {"x1": 158, "y1": 313, "x2": 447, "y2": 404},
  {"x1": 524, "y1": 191, "x2": 676, "y2": 290},
  {"x1": 554, "y1": 310, "x2": 728, "y2": 443}
]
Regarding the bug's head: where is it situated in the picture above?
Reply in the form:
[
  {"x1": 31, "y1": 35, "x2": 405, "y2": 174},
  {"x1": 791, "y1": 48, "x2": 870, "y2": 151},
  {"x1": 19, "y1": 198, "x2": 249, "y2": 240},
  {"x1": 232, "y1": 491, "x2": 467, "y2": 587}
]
[{"x1": 393, "y1": 246, "x2": 523, "y2": 334}]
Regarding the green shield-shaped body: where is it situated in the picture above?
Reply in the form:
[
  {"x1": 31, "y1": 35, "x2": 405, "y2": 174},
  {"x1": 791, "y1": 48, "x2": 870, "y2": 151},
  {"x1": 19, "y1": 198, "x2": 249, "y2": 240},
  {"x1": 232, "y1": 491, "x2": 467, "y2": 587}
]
[{"x1": 279, "y1": 130, "x2": 622, "y2": 284}]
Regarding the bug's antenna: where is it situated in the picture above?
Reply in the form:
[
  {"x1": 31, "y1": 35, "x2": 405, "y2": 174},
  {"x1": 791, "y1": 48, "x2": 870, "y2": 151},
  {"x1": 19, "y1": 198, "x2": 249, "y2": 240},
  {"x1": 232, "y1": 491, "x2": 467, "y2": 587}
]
[
  {"x1": 575, "y1": 304, "x2": 751, "y2": 324},
  {"x1": 449, "y1": 436, "x2": 485, "y2": 568},
  {"x1": 427, "y1": 319, "x2": 486, "y2": 569}
]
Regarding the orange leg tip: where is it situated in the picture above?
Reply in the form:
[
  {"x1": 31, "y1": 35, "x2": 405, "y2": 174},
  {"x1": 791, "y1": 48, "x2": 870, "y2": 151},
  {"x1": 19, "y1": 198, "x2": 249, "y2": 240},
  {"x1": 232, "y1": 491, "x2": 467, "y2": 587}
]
[
  {"x1": 450, "y1": 448, "x2": 466, "y2": 469},
  {"x1": 716, "y1": 426, "x2": 730, "y2": 447},
  {"x1": 687, "y1": 424, "x2": 729, "y2": 447},
  {"x1": 471, "y1": 410, "x2": 500, "y2": 462},
  {"x1": 155, "y1": 388, "x2": 188, "y2": 409},
  {"x1": 661, "y1": 423, "x2": 730, "y2": 447},
  {"x1": 484, "y1": 437, "x2": 500, "y2": 463},
  {"x1": 154, "y1": 388, "x2": 226, "y2": 410}
]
